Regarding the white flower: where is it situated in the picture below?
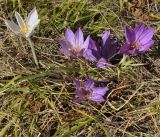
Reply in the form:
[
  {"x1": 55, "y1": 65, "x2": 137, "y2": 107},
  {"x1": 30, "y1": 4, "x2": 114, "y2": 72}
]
[{"x1": 5, "y1": 8, "x2": 40, "y2": 38}]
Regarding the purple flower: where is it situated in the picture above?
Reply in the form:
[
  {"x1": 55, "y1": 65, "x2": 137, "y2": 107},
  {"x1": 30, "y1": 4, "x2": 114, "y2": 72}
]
[
  {"x1": 59, "y1": 28, "x2": 90, "y2": 57},
  {"x1": 120, "y1": 23, "x2": 155, "y2": 55},
  {"x1": 74, "y1": 79, "x2": 108, "y2": 102},
  {"x1": 84, "y1": 31, "x2": 117, "y2": 68}
]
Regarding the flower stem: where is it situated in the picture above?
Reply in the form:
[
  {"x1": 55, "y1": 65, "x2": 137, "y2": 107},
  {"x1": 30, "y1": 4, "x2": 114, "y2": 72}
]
[{"x1": 27, "y1": 38, "x2": 39, "y2": 67}]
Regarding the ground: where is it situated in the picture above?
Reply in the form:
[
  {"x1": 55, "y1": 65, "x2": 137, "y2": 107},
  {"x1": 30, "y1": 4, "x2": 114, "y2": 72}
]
[{"x1": 0, "y1": 0, "x2": 160, "y2": 137}]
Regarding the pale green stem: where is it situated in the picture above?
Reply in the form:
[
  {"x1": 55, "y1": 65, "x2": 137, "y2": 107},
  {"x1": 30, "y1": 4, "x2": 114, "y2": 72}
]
[{"x1": 27, "y1": 38, "x2": 39, "y2": 67}]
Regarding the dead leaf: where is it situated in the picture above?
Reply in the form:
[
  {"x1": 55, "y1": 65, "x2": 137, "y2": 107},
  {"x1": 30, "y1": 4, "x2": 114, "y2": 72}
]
[{"x1": 124, "y1": 0, "x2": 153, "y2": 21}]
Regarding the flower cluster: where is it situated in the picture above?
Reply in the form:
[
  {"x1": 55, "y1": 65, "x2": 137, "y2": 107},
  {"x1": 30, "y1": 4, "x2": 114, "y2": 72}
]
[
  {"x1": 4, "y1": 8, "x2": 155, "y2": 103},
  {"x1": 60, "y1": 25, "x2": 154, "y2": 65}
]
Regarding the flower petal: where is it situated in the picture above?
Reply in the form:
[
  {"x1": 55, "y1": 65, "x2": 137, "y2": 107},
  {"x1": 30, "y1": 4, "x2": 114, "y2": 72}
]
[
  {"x1": 96, "y1": 58, "x2": 113, "y2": 68},
  {"x1": 101, "y1": 31, "x2": 114, "y2": 59},
  {"x1": 15, "y1": 11, "x2": 25, "y2": 29},
  {"x1": 89, "y1": 95, "x2": 105, "y2": 102},
  {"x1": 75, "y1": 28, "x2": 84, "y2": 49},
  {"x1": 89, "y1": 37, "x2": 98, "y2": 50},
  {"x1": 83, "y1": 49, "x2": 97, "y2": 61},
  {"x1": 65, "y1": 28, "x2": 75, "y2": 46},
  {"x1": 102, "y1": 31, "x2": 110, "y2": 46},
  {"x1": 125, "y1": 26, "x2": 135, "y2": 44},
  {"x1": 59, "y1": 40, "x2": 72, "y2": 56},
  {"x1": 102, "y1": 40, "x2": 117, "y2": 59},
  {"x1": 82, "y1": 35, "x2": 90, "y2": 50},
  {"x1": 27, "y1": 8, "x2": 40, "y2": 27},
  {"x1": 134, "y1": 23, "x2": 146, "y2": 40},
  {"x1": 139, "y1": 40, "x2": 154, "y2": 52},
  {"x1": 88, "y1": 38, "x2": 100, "y2": 59},
  {"x1": 25, "y1": 8, "x2": 40, "y2": 37},
  {"x1": 92, "y1": 87, "x2": 108, "y2": 96},
  {"x1": 139, "y1": 28, "x2": 154, "y2": 45},
  {"x1": 4, "y1": 20, "x2": 20, "y2": 34},
  {"x1": 84, "y1": 79, "x2": 94, "y2": 90},
  {"x1": 89, "y1": 86, "x2": 108, "y2": 102},
  {"x1": 106, "y1": 38, "x2": 118, "y2": 59}
]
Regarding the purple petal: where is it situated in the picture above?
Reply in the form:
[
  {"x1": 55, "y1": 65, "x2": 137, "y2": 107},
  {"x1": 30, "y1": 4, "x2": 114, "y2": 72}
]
[
  {"x1": 89, "y1": 86, "x2": 108, "y2": 102},
  {"x1": 83, "y1": 49, "x2": 97, "y2": 61},
  {"x1": 139, "y1": 28, "x2": 154, "y2": 45},
  {"x1": 125, "y1": 26, "x2": 135, "y2": 44},
  {"x1": 134, "y1": 23, "x2": 146, "y2": 40},
  {"x1": 139, "y1": 40, "x2": 154, "y2": 52},
  {"x1": 88, "y1": 38, "x2": 100, "y2": 59},
  {"x1": 101, "y1": 31, "x2": 114, "y2": 58},
  {"x1": 107, "y1": 38, "x2": 118, "y2": 58},
  {"x1": 65, "y1": 28, "x2": 75, "y2": 46},
  {"x1": 84, "y1": 79, "x2": 94, "y2": 90},
  {"x1": 102, "y1": 31, "x2": 110, "y2": 46},
  {"x1": 82, "y1": 35, "x2": 90, "y2": 50},
  {"x1": 102, "y1": 43, "x2": 117, "y2": 59},
  {"x1": 92, "y1": 87, "x2": 108, "y2": 96},
  {"x1": 89, "y1": 95, "x2": 105, "y2": 102},
  {"x1": 59, "y1": 40, "x2": 72, "y2": 56},
  {"x1": 96, "y1": 58, "x2": 113, "y2": 68},
  {"x1": 89, "y1": 38, "x2": 98, "y2": 50},
  {"x1": 75, "y1": 28, "x2": 84, "y2": 49}
]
